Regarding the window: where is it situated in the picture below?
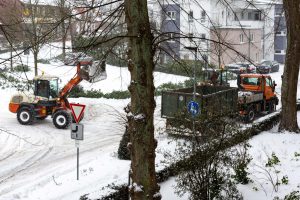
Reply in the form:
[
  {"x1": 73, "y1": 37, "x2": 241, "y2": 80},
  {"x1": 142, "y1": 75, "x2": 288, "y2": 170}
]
[
  {"x1": 250, "y1": 33, "x2": 254, "y2": 42},
  {"x1": 188, "y1": 32, "x2": 194, "y2": 39},
  {"x1": 275, "y1": 49, "x2": 282, "y2": 54},
  {"x1": 241, "y1": 12, "x2": 244, "y2": 20},
  {"x1": 168, "y1": 33, "x2": 175, "y2": 42},
  {"x1": 201, "y1": 33, "x2": 206, "y2": 41},
  {"x1": 166, "y1": 11, "x2": 176, "y2": 20},
  {"x1": 188, "y1": 10, "x2": 193, "y2": 22},
  {"x1": 248, "y1": 12, "x2": 252, "y2": 20},
  {"x1": 240, "y1": 34, "x2": 244, "y2": 43},
  {"x1": 234, "y1": 13, "x2": 238, "y2": 21},
  {"x1": 201, "y1": 10, "x2": 206, "y2": 21},
  {"x1": 276, "y1": 31, "x2": 286, "y2": 36},
  {"x1": 242, "y1": 77, "x2": 260, "y2": 85},
  {"x1": 254, "y1": 11, "x2": 261, "y2": 20},
  {"x1": 266, "y1": 78, "x2": 272, "y2": 86}
]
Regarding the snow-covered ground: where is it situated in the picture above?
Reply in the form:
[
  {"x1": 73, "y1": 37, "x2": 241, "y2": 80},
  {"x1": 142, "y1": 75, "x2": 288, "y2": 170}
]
[
  {"x1": 0, "y1": 42, "x2": 187, "y2": 200},
  {"x1": 0, "y1": 41, "x2": 299, "y2": 200}
]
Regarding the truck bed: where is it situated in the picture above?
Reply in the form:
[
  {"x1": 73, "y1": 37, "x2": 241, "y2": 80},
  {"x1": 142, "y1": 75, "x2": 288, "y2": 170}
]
[
  {"x1": 161, "y1": 85, "x2": 238, "y2": 119},
  {"x1": 238, "y1": 91, "x2": 263, "y2": 104}
]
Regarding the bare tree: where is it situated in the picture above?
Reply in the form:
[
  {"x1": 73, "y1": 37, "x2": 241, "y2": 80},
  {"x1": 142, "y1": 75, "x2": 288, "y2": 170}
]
[
  {"x1": 22, "y1": 0, "x2": 58, "y2": 76},
  {"x1": 279, "y1": 0, "x2": 300, "y2": 132}
]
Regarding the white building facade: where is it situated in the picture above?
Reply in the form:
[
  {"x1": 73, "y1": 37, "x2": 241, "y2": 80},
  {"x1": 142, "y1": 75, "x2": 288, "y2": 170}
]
[{"x1": 149, "y1": 0, "x2": 276, "y2": 65}]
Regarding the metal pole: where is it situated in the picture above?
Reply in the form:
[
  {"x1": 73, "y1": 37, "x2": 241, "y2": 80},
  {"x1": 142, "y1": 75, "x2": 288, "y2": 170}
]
[
  {"x1": 77, "y1": 146, "x2": 79, "y2": 180},
  {"x1": 193, "y1": 49, "x2": 197, "y2": 135},
  {"x1": 248, "y1": 29, "x2": 251, "y2": 61},
  {"x1": 193, "y1": 49, "x2": 196, "y2": 101}
]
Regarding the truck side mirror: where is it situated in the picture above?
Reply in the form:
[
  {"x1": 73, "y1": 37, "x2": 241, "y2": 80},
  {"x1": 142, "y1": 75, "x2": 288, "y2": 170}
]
[{"x1": 273, "y1": 81, "x2": 277, "y2": 87}]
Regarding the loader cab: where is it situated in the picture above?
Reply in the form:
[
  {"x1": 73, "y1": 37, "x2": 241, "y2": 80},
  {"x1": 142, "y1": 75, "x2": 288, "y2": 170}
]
[{"x1": 33, "y1": 76, "x2": 59, "y2": 99}]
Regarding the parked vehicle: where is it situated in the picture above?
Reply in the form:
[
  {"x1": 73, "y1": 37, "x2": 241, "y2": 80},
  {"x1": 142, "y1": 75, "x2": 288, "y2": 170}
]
[
  {"x1": 225, "y1": 62, "x2": 255, "y2": 74},
  {"x1": 161, "y1": 73, "x2": 278, "y2": 123},
  {"x1": 256, "y1": 60, "x2": 279, "y2": 73}
]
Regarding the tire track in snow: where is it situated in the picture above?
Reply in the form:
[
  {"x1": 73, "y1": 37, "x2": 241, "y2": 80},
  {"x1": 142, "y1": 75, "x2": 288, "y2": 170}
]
[
  {"x1": 0, "y1": 125, "x2": 55, "y2": 188},
  {"x1": 0, "y1": 146, "x2": 53, "y2": 186}
]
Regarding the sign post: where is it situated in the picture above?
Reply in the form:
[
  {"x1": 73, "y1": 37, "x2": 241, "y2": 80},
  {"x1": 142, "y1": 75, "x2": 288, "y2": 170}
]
[{"x1": 70, "y1": 103, "x2": 86, "y2": 180}]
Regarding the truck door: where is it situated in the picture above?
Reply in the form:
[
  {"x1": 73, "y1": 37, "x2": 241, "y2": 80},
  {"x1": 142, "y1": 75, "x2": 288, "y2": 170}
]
[{"x1": 264, "y1": 77, "x2": 275, "y2": 100}]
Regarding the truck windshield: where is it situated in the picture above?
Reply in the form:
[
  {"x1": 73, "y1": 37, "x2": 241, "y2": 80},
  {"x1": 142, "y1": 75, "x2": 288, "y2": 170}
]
[
  {"x1": 242, "y1": 77, "x2": 260, "y2": 85},
  {"x1": 49, "y1": 79, "x2": 59, "y2": 98}
]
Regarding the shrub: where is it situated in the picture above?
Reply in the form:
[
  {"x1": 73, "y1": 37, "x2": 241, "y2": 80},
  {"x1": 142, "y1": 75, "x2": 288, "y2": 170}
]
[
  {"x1": 266, "y1": 152, "x2": 280, "y2": 167},
  {"x1": 13, "y1": 64, "x2": 30, "y2": 72},
  {"x1": 104, "y1": 90, "x2": 130, "y2": 99},
  {"x1": 37, "y1": 59, "x2": 50, "y2": 64}
]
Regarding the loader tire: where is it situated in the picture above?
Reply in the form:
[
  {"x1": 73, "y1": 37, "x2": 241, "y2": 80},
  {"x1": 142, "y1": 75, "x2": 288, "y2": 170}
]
[
  {"x1": 53, "y1": 110, "x2": 71, "y2": 129},
  {"x1": 17, "y1": 107, "x2": 35, "y2": 125}
]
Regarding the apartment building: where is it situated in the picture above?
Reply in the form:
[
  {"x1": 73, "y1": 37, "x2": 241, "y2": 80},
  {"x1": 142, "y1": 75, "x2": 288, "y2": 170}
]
[
  {"x1": 0, "y1": 0, "x2": 24, "y2": 47},
  {"x1": 274, "y1": 3, "x2": 286, "y2": 63},
  {"x1": 150, "y1": 0, "x2": 276, "y2": 66}
]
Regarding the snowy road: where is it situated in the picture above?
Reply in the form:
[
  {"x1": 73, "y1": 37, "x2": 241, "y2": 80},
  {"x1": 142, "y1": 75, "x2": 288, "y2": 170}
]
[
  {"x1": 0, "y1": 90, "x2": 130, "y2": 199},
  {"x1": 0, "y1": 44, "x2": 187, "y2": 199}
]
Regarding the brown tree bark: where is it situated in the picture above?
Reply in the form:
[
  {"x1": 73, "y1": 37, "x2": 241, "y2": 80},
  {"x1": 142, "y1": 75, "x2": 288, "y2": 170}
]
[
  {"x1": 279, "y1": 0, "x2": 300, "y2": 132},
  {"x1": 124, "y1": 0, "x2": 161, "y2": 199}
]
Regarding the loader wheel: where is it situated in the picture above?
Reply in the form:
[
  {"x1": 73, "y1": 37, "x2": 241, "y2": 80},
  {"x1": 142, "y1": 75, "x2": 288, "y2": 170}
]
[
  {"x1": 246, "y1": 107, "x2": 255, "y2": 122},
  {"x1": 53, "y1": 110, "x2": 71, "y2": 129},
  {"x1": 17, "y1": 107, "x2": 35, "y2": 125}
]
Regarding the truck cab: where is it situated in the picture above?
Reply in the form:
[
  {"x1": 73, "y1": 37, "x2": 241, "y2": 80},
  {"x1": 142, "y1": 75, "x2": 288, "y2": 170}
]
[
  {"x1": 238, "y1": 74, "x2": 278, "y2": 122},
  {"x1": 239, "y1": 74, "x2": 277, "y2": 101}
]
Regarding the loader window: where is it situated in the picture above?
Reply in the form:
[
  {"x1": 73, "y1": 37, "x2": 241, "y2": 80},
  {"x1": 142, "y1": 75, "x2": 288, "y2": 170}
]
[
  {"x1": 49, "y1": 79, "x2": 59, "y2": 98},
  {"x1": 36, "y1": 80, "x2": 49, "y2": 98}
]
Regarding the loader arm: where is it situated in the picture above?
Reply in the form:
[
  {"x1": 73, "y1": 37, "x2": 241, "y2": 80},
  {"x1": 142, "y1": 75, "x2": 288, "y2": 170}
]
[{"x1": 59, "y1": 62, "x2": 90, "y2": 99}]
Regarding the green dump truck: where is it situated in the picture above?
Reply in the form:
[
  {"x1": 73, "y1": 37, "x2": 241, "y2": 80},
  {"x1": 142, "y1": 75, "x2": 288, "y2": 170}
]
[{"x1": 161, "y1": 85, "x2": 238, "y2": 121}]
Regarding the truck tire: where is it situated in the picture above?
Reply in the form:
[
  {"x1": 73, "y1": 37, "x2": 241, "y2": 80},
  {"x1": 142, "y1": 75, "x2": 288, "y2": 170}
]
[
  {"x1": 17, "y1": 107, "x2": 35, "y2": 125},
  {"x1": 268, "y1": 101, "x2": 276, "y2": 113},
  {"x1": 246, "y1": 107, "x2": 255, "y2": 122},
  {"x1": 53, "y1": 110, "x2": 71, "y2": 129}
]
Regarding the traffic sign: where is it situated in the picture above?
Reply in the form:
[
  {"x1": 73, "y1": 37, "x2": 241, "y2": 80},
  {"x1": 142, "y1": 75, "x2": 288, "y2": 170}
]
[
  {"x1": 70, "y1": 103, "x2": 86, "y2": 123},
  {"x1": 187, "y1": 101, "x2": 200, "y2": 117},
  {"x1": 71, "y1": 123, "x2": 84, "y2": 140}
]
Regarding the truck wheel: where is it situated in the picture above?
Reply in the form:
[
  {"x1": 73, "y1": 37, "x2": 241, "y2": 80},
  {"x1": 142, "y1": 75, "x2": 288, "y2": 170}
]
[
  {"x1": 17, "y1": 107, "x2": 35, "y2": 125},
  {"x1": 268, "y1": 101, "x2": 276, "y2": 113},
  {"x1": 246, "y1": 107, "x2": 255, "y2": 122},
  {"x1": 53, "y1": 110, "x2": 71, "y2": 129}
]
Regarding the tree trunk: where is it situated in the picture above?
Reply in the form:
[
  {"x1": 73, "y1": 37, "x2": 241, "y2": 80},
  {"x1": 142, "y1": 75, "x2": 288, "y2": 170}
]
[
  {"x1": 60, "y1": 0, "x2": 66, "y2": 60},
  {"x1": 279, "y1": 1, "x2": 300, "y2": 132},
  {"x1": 34, "y1": 51, "x2": 38, "y2": 76},
  {"x1": 124, "y1": 0, "x2": 161, "y2": 199}
]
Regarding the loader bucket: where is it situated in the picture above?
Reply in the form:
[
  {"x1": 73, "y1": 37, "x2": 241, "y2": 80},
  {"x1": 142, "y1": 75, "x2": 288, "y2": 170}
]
[{"x1": 88, "y1": 60, "x2": 107, "y2": 83}]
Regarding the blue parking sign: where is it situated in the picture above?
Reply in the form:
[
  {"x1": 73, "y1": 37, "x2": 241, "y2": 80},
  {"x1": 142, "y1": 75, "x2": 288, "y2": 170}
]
[{"x1": 187, "y1": 101, "x2": 200, "y2": 117}]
